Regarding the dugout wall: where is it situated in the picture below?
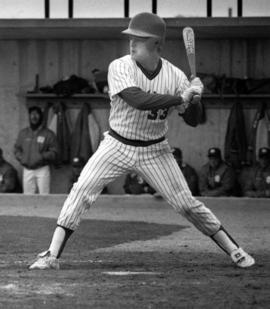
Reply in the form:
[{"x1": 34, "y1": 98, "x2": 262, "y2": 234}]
[{"x1": 0, "y1": 18, "x2": 270, "y2": 193}]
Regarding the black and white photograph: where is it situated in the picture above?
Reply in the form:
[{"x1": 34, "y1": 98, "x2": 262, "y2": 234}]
[{"x1": 0, "y1": 0, "x2": 269, "y2": 308}]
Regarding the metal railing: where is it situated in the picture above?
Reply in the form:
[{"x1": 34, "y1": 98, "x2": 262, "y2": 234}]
[
  {"x1": 44, "y1": 0, "x2": 243, "y2": 19},
  {"x1": 207, "y1": 0, "x2": 243, "y2": 17}
]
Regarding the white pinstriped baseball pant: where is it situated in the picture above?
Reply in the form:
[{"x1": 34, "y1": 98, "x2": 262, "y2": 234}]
[{"x1": 57, "y1": 132, "x2": 221, "y2": 235}]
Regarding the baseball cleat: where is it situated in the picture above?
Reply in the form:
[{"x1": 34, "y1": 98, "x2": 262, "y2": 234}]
[
  {"x1": 29, "y1": 250, "x2": 60, "y2": 270},
  {"x1": 230, "y1": 247, "x2": 255, "y2": 268}
]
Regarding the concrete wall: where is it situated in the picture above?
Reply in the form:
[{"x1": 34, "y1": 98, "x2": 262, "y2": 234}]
[{"x1": 0, "y1": 37, "x2": 270, "y2": 193}]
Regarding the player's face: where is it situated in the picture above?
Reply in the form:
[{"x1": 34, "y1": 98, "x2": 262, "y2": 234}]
[{"x1": 129, "y1": 35, "x2": 157, "y2": 61}]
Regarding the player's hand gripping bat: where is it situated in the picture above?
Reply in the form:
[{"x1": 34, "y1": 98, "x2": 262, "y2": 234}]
[{"x1": 182, "y1": 27, "x2": 201, "y2": 104}]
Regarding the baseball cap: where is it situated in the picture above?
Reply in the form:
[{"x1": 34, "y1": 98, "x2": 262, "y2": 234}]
[
  {"x1": 172, "y1": 147, "x2": 182, "y2": 159},
  {"x1": 208, "y1": 147, "x2": 221, "y2": 158},
  {"x1": 258, "y1": 147, "x2": 270, "y2": 158},
  {"x1": 71, "y1": 156, "x2": 85, "y2": 167}
]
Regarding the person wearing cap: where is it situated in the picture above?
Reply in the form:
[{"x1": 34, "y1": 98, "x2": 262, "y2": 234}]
[
  {"x1": 123, "y1": 172, "x2": 156, "y2": 195},
  {"x1": 69, "y1": 156, "x2": 108, "y2": 194},
  {"x1": 172, "y1": 147, "x2": 199, "y2": 196},
  {"x1": 152, "y1": 147, "x2": 199, "y2": 198},
  {"x1": 29, "y1": 12, "x2": 254, "y2": 270},
  {"x1": 68, "y1": 156, "x2": 86, "y2": 191},
  {"x1": 125, "y1": 147, "x2": 199, "y2": 196},
  {"x1": 242, "y1": 147, "x2": 270, "y2": 197},
  {"x1": 199, "y1": 147, "x2": 237, "y2": 197},
  {"x1": 14, "y1": 106, "x2": 58, "y2": 194},
  {"x1": 0, "y1": 147, "x2": 21, "y2": 193}
]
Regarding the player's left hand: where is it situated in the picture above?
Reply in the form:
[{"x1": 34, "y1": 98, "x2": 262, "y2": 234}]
[{"x1": 190, "y1": 77, "x2": 204, "y2": 94}]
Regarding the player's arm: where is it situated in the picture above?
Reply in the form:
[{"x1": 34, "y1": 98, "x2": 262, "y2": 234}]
[
  {"x1": 109, "y1": 59, "x2": 201, "y2": 111},
  {"x1": 119, "y1": 84, "x2": 202, "y2": 111},
  {"x1": 119, "y1": 87, "x2": 184, "y2": 111},
  {"x1": 178, "y1": 77, "x2": 205, "y2": 127}
]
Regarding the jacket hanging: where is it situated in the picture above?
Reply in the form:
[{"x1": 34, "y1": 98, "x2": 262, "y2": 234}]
[
  {"x1": 224, "y1": 99, "x2": 248, "y2": 170},
  {"x1": 71, "y1": 103, "x2": 93, "y2": 162}
]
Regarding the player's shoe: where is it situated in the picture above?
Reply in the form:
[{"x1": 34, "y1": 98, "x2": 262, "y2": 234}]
[
  {"x1": 230, "y1": 247, "x2": 255, "y2": 268},
  {"x1": 29, "y1": 250, "x2": 60, "y2": 270}
]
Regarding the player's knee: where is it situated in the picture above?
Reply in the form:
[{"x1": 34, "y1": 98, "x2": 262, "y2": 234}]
[
  {"x1": 182, "y1": 190, "x2": 206, "y2": 213},
  {"x1": 73, "y1": 175, "x2": 99, "y2": 193},
  {"x1": 171, "y1": 189, "x2": 196, "y2": 214}
]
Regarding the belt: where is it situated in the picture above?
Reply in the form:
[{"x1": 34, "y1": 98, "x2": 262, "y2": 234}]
[{"x1": 108, "y1": 128, "x2": 165, "y2": 147}]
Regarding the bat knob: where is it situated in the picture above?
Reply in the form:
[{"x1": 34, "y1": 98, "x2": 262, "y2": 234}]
[{"x1": 191, "y1": 94, "x2": 201, "y2": 105}]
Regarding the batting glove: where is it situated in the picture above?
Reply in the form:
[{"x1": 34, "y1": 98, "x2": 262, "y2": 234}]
[
  {"x1": 177, "y1": 86, "x2": 202, "y2": 114},
  {"x1": 190, "y1": 77, "x2": 204, "y2": 93},
  {"x1": 181, "y1": 86, "x2": 202, "y2": 105}
]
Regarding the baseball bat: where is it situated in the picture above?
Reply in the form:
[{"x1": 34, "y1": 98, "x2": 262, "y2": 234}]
[
  {"x1": 182, "y1": 26, "x2": 196, "y2": 78},
  {"x1": 182, "y1": 26, "x2": 200, "y2": 103}
]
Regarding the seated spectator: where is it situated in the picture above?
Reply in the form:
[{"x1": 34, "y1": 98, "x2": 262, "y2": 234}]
[
  {"x1": 172, "y1": 147, "x2": 199, "y2": 196},
  {"x1": 123, "y1": 172, "x2": 156, "y2": 195},
  {"x1": 123, "y1": 147, "x2": 199, "y2": 197},
  {"x1": 69, "y1": 156, "x2": 108, "y2": 194},
  {"x1": 242, "y1": 147, "x2": 270, "y2": 197},
  {"x1": 199, "y1": 147, "x2": 237, "y2": 197},
  {"x1": 0, "y1": 148, "x2": 21, "y2": 193}
]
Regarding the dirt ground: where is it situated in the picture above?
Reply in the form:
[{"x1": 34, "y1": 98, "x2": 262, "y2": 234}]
[{"x1": 0, "y1": 197, "x2": 269, "y2": 309}]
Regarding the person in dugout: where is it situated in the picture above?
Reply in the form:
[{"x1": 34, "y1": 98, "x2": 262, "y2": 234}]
[
  {"x1": 241, "y1": 147, "x2": 270, "y2": 197},
  {"x1": 69, "y1": 156, "x2": 108, "y2": 194},
  {"x1": 14, "y1": 106, "x2": 58, "y2": 194},
  {"x1": 124, "y1": 147, "x2": 199, "y2": 196},
  {"x1": 68, "y1": 157, "x2": 86, "y2": 192},
  {"x1": 171, "y1": 147, "x2": 199, "y2": 196},
  {"x1": 0, "y1": 147, "x2": 21, "y2": 193},
  {"x1": 123, "y1": 172, "x2": 156, "y2": 195},
  {"x1": 199, "y1": 147, "x2": 237, "y2": 197}
]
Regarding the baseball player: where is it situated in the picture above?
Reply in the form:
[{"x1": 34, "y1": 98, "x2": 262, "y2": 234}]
[{"x1": 29, "y1": 12, "x2": 254, "y2": 270}]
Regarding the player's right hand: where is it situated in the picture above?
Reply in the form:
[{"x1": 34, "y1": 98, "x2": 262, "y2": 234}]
[{"x1": 181, "y1": 86, "x2": 202, "y2": 105}]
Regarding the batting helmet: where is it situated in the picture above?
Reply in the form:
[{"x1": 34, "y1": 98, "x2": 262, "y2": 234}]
[{"x1": 122, "y1": 12, "x2": 166, "y2": 40}]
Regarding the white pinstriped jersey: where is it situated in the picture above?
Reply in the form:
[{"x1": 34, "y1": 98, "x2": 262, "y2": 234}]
[{"x1": 108, "y1": 55, "x2": 190, "y2": 140}]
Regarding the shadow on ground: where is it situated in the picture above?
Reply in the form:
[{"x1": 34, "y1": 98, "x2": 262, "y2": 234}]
[{"x1": 0, "y1": 216, "x2": 269, "y2": 309}]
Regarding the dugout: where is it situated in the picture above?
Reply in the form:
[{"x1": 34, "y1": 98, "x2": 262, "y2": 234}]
[{"x1": 0, "y1": 17, "x2": 270, "y2": 193}]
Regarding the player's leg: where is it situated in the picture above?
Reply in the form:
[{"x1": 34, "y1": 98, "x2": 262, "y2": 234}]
[
  {"x1": 23, "y1": 167, "x2": 37, "y2": 194},
  {"x1": 137, "y1": 146, "x2": 254, "y2": 268},
  {"x1": 36, "y1": 165, "x2": 50, "y2": 194},
  {"x1": 29, "y1": 134, "x2": 135, "y2": 269}
]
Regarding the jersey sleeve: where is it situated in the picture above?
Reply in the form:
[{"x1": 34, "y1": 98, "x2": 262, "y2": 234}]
[{"x1": 108, "y1": 59, "x2": 137, "y2": 97}]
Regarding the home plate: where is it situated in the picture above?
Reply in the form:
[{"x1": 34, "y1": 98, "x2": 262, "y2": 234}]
[{"x1": 103, "y1": 271, "x2": 161, "y2": 276}]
